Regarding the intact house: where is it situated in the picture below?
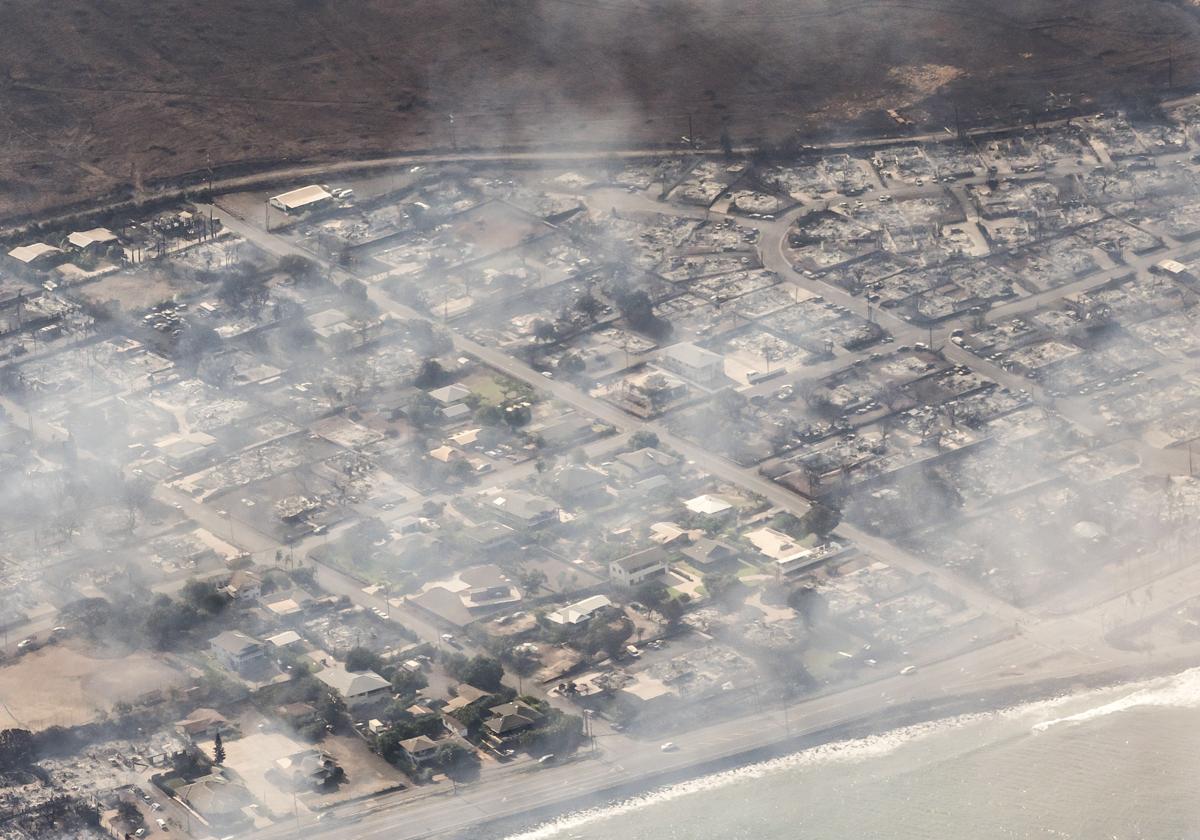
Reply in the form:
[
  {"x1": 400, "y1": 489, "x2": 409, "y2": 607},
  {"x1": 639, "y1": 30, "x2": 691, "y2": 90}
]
[
  {"x1": 661, "y1": 342, "x2": 725, "y2": 386},
  {"x1": 276, "y1": 702, "x2": 320, "y2": 729},
  {"x1": 428, "y1": 383, "x2": 472, "y2": 408},
  {"x1": 491, "y1": 489, "x2": 559, "y2": 530},
  {"x1": 399, "y1": 735, "x2": 442, "y2": 765},
  {"x1": 220, "y1": 569, "x2": 262, "y2": 602},
  {"x1": 482, "y1": 700, "x2": 545, "y2": 749},
  {"x1": 609, "y1": 447, "x2": 679, "y2": 483},
  {"x1": 6, "y1": 242, "x2": 65, "y2": 271},
  {"x1": 175, "y1": 708, "x2": 238, "y2": 741},
  {"x1": 682, "y1": 537, "x2": 740, "y2": 569},
  {"x1": 546, "y1": 595, "x2": 614, "y2": 626},
  {"x1": 443, "y1": 684, "x2": 493, "y2": 715},
  {"x1": 316, "y1": 665, "x2": 392, "y2": 710},
  {"x1": 66, "y1": 227, "x2": 119, "y2": 255},
  {"x1": 684, "y1": 494, "x2": 734, "y2": 517},
  {"x1": 426, "y1": 384, "x2": 474, "y2": 424},
  {"x1": 744, "y1": 527, "x2": 853, "y2": 579},
  {"x1": 549, "y1": 464, "x2": 608, "y2": 503},
  {"x1": 609, "y1": 546, "x2": 671, "y2": 588},
  {"x1": 210, "y1": 630, "x2": 267, "y2": 673}
]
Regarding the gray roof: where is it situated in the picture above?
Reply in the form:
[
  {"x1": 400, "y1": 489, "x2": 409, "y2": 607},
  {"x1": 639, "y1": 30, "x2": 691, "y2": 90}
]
[
  {"x1": 316, "y1": 666, "x2": 391, "y2": 698},
  {"x1": 492, "y1": 489, "x2": 558, "y2": 522},
  {"x1": 682, "y1": 538, "x2": 739, "y2": 565},
  {"x1": 664, "y1": 341, "x2": 723, "y2": 369},
  {"x1": 428, "y1": 383, "x2": 472, "y2": 405},
  {"x1": 210, "y1": 630, "x2": 263, "y2": 657},
  {"x1": 613, "y1": 546, "x2": 671, "y2": 573},
  {"x1": 615, "y1": 447, "x2": 678, "y2": 474},
  {"x1": 485, "y1": 700, "x2": 543, "y2": 734}
]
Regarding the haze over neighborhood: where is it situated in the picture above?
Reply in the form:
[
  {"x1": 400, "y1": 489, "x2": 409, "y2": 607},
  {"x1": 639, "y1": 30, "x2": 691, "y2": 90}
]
[{"x1": 0, "y1": 2, "x2": 1199, "y2": 839}]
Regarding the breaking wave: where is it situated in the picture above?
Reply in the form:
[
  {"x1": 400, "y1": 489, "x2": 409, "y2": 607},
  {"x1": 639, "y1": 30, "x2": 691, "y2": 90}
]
[
  {"x1": 1031, "y1": 666, "x2": 1200, "y2": 732},
  {"x1": 501, "y1": 712, "x2": 992, "y2": 840},
  {"x1": 504, "y1": 666, "x2": 1200, "y2": 839}
]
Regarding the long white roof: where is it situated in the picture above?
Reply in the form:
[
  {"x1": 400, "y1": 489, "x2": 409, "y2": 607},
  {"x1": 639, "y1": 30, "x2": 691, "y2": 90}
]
[{"x1": 271, "y1": 184, "x2": 333, "y2": 210}]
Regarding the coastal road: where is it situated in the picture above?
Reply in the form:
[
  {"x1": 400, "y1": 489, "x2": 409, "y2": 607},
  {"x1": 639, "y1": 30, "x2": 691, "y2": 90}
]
[{"x1": 251, "y1": 608, "x2": 1199, "y2": 840}]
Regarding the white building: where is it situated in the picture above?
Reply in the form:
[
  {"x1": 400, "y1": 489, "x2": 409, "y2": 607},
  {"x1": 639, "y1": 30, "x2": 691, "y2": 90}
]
[
  {"x1": 662, "y1": 342, "x2": 725, "y2": 385},
  {"x1": 609, "y1": 547, "x2": 670, "y2": 588},
  {"x1": 546, "y1": 595, "x2": 613, "y2": 625},
  {"x1": 269, "y1": 185, "x2": 334, "y2": 213}
]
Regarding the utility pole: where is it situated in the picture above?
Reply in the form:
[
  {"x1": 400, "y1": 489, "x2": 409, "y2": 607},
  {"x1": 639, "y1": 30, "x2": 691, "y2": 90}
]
[
  {"x1": 448, "y1": 114, "x2": 457, "y2": 151},
  {"x1": 206, "y1": 153, "x2": 215, "y2": 237},
  {"x1": 1169, "y1": 38, "x2": 1175, "y2": 90}
]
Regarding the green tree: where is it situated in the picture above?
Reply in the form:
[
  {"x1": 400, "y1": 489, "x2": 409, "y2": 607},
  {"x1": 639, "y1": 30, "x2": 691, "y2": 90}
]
[
  {"x1": 519, "y1": 569, "x2": 548, "y2": 594},
  {"x1": 345, "y1": 646, "x2": 381, "y2": 673},
  {"x1": 435, "y1": 742, "x2": 474, "y2": 775},
  {"x1": 392, "y1": 669, "x2": 429, "y2": 697},
  {"x1": 702, "y1": 572, "x2": 739, "y2": 603},
  {"x1": 212, "y1": 732, "x2": 226, "y2": 765},
  {"x1": 278, "y1": 255, "x2": 320, "y2": 285},
  {"x1": 800, "y1": 503, "x2": 841, "y2": 538},
  {"x1": 581, "y1": 618, "x2": 633, "y2": 659},
  {"x1": 181, "y1": 579, "x2": 227, "y2": 615},
  {"x1": 532, "y1": 320, "x2": 558, "y2": 343},
  {"x1": 629, "y1": 430, "x2": 660, "y2": 450},
  {"x1": 447, "y1": 654, "x2": 505, "y2": 692},
  {"x1": 414, "y1": 359, "x2": 447, "y2": 389},
  {"x1": 787, "y1": 586, "x2": 829, "y2": 628},
  {"x1": 574, "y1": 292, "x2": 605, "y2": 321},
  {"x1": 634, "y1": 580, "x2": 668, "y2": 607}
]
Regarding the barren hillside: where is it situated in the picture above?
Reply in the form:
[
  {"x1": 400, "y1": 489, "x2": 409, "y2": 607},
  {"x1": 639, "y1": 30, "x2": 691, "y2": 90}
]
[{"x1": 0, "y1": 0, "x2": 1197, "y2": 220}]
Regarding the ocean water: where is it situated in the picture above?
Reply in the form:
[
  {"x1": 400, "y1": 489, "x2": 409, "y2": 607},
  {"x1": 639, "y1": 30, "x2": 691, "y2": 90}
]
[{"x1": 507, "y1": 668, "x2": 1200, "y2": 840}]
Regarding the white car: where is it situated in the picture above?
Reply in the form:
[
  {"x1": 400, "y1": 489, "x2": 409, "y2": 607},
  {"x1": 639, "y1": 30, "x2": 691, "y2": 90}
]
[
  {"x1": 660, "y1": 742, "x2": 678, "y2": 752},
  {"x1": 156, "y1": 817, "x2": 168, "y2": 829},
  {"x1": 899, "y1": 665, "x2": 917, "y2": 676}
]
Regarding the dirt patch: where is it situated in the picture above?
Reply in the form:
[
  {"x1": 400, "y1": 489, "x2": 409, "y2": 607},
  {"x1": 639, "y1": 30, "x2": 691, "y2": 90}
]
[
  {"x1": 888, "y1": 64, "x2": 964, "y2": 98},
  {"x1": 0, "y1": 645, "x2": 187, "y2": 730}
]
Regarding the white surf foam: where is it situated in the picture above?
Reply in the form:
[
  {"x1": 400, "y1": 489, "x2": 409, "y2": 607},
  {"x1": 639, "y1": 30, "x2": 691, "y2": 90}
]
[
  {"x1": 503, "y1": 667, "x2": 1200, "y2": 839},
  {"x1": 1031, "y1": 665, "x2": 1200, "y2": 732},
  {"x1": 502, "y1": 712, "x2": 989, "y2": 840}
]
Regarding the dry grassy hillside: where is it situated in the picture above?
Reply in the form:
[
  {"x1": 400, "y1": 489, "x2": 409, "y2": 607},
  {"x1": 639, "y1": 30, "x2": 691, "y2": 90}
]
[{"x1": 0, "y1": 0, "x2": 1197, "y2": 220}]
